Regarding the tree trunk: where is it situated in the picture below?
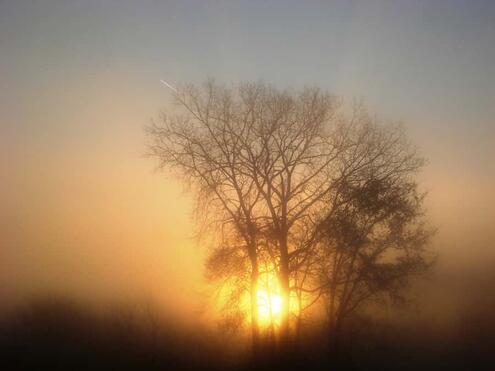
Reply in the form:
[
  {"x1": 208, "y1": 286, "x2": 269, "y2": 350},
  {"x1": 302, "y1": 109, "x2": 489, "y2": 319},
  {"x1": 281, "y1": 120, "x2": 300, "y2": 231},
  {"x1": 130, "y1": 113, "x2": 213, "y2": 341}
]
[
  {"x1": 328, "y1": 286, "x2": 336, "y2": 349},
  {"x1": 295, "y1": 292, "x2": 303, "y2": 344},
  {"x1": 330, "y1": 310, "x2": 344, "y2": 366},
  {"x1": 249, "y1": 257, "x2": 261, "y2": 357},
  {"x1": 278, "y1": 231, "x2": 291, "y2": 347},
  {"x1": 333, "y1": 315, "x2": 342, "y2": 354},
  {"x1": 250, "y1": 282, "x2": 260, "y2": 356}
]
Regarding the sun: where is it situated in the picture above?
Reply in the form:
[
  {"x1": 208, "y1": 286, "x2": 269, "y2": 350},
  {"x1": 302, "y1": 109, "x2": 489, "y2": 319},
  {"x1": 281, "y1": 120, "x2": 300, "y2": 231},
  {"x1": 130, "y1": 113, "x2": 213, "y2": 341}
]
[
  {"x1": 256, "y1": 272, "x2": 283, "y2": 326},
  {"x1": 257, "y1": 288, "x2": 282, "y2": 321}
]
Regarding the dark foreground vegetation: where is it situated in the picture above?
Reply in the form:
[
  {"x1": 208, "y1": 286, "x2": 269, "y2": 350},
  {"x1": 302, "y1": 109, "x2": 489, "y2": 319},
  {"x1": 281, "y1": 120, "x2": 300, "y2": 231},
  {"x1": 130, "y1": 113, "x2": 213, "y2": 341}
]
[{"x1": 1, "y1": 294, "x2": 493, "y2": 371}]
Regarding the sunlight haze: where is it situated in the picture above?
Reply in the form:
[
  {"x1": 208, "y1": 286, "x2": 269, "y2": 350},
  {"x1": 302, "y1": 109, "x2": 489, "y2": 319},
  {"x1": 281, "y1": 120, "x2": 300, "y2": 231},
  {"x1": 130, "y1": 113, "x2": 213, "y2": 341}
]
[{"x1": 1, "y1": 0, "x2": 494, "y2": 325}]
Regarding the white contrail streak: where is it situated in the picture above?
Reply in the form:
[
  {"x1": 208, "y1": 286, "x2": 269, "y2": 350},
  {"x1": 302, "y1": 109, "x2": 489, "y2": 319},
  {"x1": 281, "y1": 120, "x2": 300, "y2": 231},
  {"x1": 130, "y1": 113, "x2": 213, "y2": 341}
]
[{"x1": 160, "y1": 79, "x2": 178, "y2": 93}]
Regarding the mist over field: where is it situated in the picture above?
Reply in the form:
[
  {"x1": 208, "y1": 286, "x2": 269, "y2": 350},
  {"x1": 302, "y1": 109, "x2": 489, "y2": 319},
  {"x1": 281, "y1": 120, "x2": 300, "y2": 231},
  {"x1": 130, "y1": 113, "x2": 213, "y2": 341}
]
[{"x1": 1, "y1": 1, "x2": 494, "y2": 370}]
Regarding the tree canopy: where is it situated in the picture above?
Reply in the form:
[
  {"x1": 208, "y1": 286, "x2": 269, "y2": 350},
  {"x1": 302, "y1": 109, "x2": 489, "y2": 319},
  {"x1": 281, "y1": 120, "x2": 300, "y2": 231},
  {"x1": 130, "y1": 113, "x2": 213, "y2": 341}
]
[{"x1": 147, "y1": 80, "x2": 434, "y2": 353}]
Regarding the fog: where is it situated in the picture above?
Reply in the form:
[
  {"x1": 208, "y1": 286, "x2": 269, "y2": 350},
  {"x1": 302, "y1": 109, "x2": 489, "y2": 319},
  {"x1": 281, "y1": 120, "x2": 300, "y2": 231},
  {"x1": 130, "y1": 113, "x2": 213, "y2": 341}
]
[{"x1": 1, "y1": 1, "x2": 494, "y2": 369}]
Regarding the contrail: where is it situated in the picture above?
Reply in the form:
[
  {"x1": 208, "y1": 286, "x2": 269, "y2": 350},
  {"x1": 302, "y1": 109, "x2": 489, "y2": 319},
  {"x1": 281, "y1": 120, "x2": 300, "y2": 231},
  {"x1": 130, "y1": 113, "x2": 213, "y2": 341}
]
[{"x1": 160, "y1": 79, "x2": 178, "y2": 93}]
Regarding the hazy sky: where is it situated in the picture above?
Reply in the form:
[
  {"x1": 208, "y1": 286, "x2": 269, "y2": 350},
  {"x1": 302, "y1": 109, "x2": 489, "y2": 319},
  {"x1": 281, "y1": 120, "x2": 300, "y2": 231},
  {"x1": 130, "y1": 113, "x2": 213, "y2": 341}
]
[{"x1": 1, "y1": 0, "x2": 494, "y2": 316}]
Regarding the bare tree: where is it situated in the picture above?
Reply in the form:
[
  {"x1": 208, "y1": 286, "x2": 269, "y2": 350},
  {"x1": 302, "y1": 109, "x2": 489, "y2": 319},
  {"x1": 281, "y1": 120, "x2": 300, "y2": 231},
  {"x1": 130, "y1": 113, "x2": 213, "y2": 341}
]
[
  {"x1": 146, "y1": 81, "x2": 432, "y2": 353},
  {"x1": 311, "y1": 123, "x2": 434, "y2": 353},
  {"x1": 147, "y1": 81, "x2": 349, "y2": 342}
]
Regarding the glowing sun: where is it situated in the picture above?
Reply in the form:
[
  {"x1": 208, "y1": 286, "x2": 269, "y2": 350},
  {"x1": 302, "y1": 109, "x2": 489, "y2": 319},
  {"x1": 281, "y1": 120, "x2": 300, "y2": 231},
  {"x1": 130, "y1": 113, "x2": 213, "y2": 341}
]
[
  {"x1": 256, "y1": 272, "x2": 283, "y2": 326},
  {"x1": 257, "y1": 289, "x2": 282, "y2": 323}
]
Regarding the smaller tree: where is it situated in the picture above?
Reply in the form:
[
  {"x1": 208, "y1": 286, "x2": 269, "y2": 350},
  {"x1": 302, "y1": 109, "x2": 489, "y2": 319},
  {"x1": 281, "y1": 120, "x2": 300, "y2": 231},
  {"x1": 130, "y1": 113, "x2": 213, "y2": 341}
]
[{"x1": 313, "y1": 124, "x2": 435, "y2": 352}]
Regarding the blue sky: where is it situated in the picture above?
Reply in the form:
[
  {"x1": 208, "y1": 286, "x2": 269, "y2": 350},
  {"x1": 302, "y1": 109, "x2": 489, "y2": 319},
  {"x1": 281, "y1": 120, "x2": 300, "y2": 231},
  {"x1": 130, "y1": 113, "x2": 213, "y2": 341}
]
[{"x1": 2, "y1": 0, "x2": 494, "y2": 163}]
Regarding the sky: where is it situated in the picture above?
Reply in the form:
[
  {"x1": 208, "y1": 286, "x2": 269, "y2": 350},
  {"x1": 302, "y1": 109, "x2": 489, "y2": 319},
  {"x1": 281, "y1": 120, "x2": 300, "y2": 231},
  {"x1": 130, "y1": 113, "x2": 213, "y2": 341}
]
[{"x1": 1, "y1": 0, "x2": 494, "y2": 318}]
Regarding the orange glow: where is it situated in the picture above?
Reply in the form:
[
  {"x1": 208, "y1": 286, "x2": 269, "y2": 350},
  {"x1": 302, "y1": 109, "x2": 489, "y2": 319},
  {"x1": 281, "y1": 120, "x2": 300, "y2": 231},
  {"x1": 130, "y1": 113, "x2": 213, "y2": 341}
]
[{"x1": 256, "y1": 271, "x2": 283, "y2": 327}]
